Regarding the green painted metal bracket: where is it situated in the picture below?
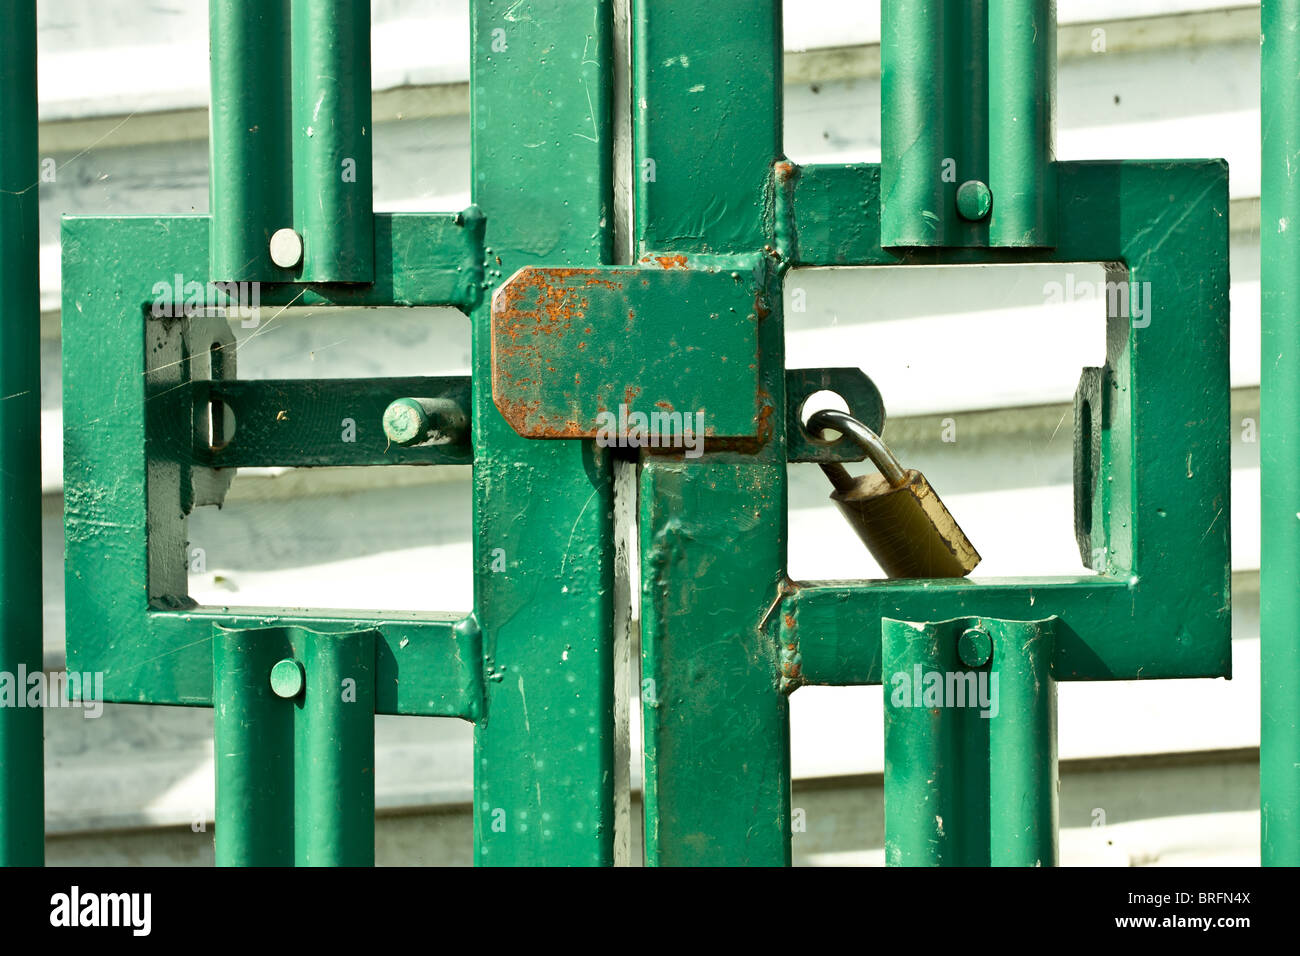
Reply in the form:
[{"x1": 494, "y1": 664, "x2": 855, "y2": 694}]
[
  {"x1": 785, "y1": 367, "x2": 885, "y2": 463},
  {"x1": 883, "y1": 616, "x2": 1058, "y2": 866},
  {"x1": 63, "y1": 0, "x2": 623, "y2": 869},
  {"x1": 62, "y1": 212, "x2": 487, "y2": 718},
  {"x1": 775, "y1": 159, "x2": 1231, "y2": 685},
  {"x1": 214, "y1": 624, "x2": 378, "y2": 865}
]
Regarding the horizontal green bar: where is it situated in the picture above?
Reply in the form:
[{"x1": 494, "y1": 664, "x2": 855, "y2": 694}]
[
  {"x1": 101, "y1": 609, "x2": 484, "y2": 718},
  {"x1": 197, "y1": 376, "x2": 471, "y2": 467},
  {"x1": 63, "y1": 211, "x2": 486, "y2": 311},
  {"x1": 788, "y1": 162, "x2": 1111, "y2": 267},
  {"x1": 782, "y1": 577, "x2": 1226, "y2": 684}
]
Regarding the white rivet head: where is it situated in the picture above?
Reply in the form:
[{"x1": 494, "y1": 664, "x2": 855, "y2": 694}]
[{"x1": 269, "y1": 228, "x2": 303, "y2": 268}]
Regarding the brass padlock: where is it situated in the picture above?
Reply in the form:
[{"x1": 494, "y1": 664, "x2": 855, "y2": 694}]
[{"x1": 808, "y1": 409, "x2": 980, "y2": 578}]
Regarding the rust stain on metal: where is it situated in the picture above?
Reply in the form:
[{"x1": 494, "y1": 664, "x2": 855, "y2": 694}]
[
  {"x1": 646, "y1": 254, "x2": 688, "y2": 270},
  {"x1": 754, "y1": 387, "x2": 776, "y2": 444},
  {"x1": 491, "y1": 267, "x2": 625, "y2": 436}
]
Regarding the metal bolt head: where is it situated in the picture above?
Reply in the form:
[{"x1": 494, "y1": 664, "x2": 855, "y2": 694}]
[
  {"x1": 957, "y1": 626, "x2": 993, "y2": 668},
  {"x1": 269, "y1": 228, "x2": 304, "y2": 268},
  {"x1": 270, "y1": 658, "x2": 305, "y2": 698},
  {"x1": 382, "y1": 398, "x2": 430, "y2": 446},
  {"x1": 956, "y1": 180, "x2": 993, "y2": 222}
]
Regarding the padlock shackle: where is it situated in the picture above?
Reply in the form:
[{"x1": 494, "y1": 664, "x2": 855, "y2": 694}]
[{"x1": 807, "y1": 409, "x2": 908, "y2": 487}]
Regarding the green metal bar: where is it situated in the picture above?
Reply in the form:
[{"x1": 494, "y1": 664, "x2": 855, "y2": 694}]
[
  {"x1": 880, "y1": 0, "x2": 960, "y2": 246},
  {"x1": 214, "y1": 625, "x2": 377, "y2": 866},
  {"x1": 198, "y1": 376, "x2": 473, "y2": 467},
  {"x1": 633, "y1": 0, "x2": 792, "y2": 866},
  {"x1": 1261, "y1": 0, "x2": 1300, "y2": 867},
  {"x1": 987, "y1": 620, "x2": 1057, "y2": 865},
  {"x1": 295, "y1": 628, "x2": 376, "y2": 866},
  {"x1": 987, "y1": 0, "x2": 1057, "y2": 247},
  {"x1": 209, "y1": 0, "x2": 293, "y2": 282},
  {"x1": 469, "y1": 0, "x2": 618, "y2": 866},
  {"x1": 0, "y1": 0, "x2": 43, "y2": 867},
  {"x1": 291, "y1": 0, "x2": 375, "y2": 282},
  {"x1": 639, "y1": 458, "x2": 792, "y2": 865},
  {"x1": 883, "y1": 617, "x2": 1057, "y2": 866},
  {"x1": 214, "y1": 626, "x2": 295, "y2": 866},
  {"x1": 633, "y1": 0, "x2": 781, "y2": 255}
]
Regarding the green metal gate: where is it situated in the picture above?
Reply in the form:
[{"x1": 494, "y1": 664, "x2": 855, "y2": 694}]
[{"x1": 1, "y1": 0, "x2": 1297, "y2": 866}]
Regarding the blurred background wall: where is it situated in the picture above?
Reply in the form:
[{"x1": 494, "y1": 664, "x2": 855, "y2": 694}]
[{"x1": 36, "y1": 0, "x2": 1261, "y2": 864}]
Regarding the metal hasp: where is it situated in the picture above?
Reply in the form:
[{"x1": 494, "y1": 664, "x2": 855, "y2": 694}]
[
  {"x1": 1261, "y1": 0, "x2": 1300, "y2": 867},
  {"x1": 490, "y1": 264, "x2": 767, "y2": 441},
  {"x1": 0, "y1": 0, "x2": 43, "y2": 866}
]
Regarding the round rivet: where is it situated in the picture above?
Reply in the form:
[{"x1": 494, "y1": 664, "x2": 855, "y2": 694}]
[
  {"x1": 270, "y1": 658, "x2": 305, "y2": 698},
  {"x1": 957, "y1": 627, "x2": 993, "y2": 668},
  {"x1": 269, "y1": 228, "x2": 304, "y2": 268},
  {"x1": 956, "y1": 180, "x2": 993, "y2": 221}
]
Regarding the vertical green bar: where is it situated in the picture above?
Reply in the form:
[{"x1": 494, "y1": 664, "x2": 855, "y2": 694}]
[
  {"x1": 0, "y1": 0, "x2": 43, "y2": 867},
  {"x1": 470, "y1": 0, "x2": 618, "y2": 866},
  {"x1": 880, "y1": 0, "x2": 958, "y2": 247},
  {"x1": 214, "y1": 626, "x2": 294, "y2": 866},
  {"x1": 883, "y1": 617, "x2": 1057, "y2": 866},
  {"x1": 988, "y1": 0, "x2": 1057, "y2": 247},
  {"x1": 1261, "y1": 0, "x2": 1300, "y2": 867},
  {"x1": 987, "y1": 619, "x2": 1057, "y2": 866},
  {"x1": 634, "y1": 0, "x2": 791, "y2": 866},
  {"x1": 296, "y1": 629, "x2": 375, "y2": 866},
  {"x1": 640, "y1": 460, "x2": 792, "y2": 866},
  {"x1": 633, "y1": 0, "x2": 781, "y2": 255},
  {"x1": 209, "y1": 0, "x2": 293, "y2": 282},
  {"x1": 882, "y1": 618, "x2": 988, "y2": 866},
  {"x1": 215, "y1": 626, "x2": 377, "y2": 866},
  {"x1": 292, "y1": 0, "x2": 374, "y2": 282}
]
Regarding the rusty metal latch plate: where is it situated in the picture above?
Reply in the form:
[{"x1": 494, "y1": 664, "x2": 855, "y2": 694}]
[{"x1": 490, "y1": 264, "x2": 765, "y2": 441}]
